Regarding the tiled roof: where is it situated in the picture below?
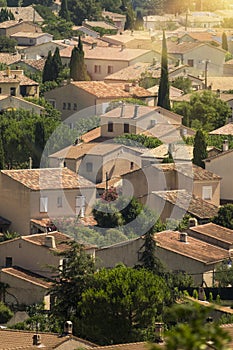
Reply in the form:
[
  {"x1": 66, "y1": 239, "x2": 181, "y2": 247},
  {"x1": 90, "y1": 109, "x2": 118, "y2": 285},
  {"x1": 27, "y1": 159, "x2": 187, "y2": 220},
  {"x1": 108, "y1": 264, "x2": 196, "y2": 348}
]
[
  {"x1": 0, "y1": 52, "x2": 21, "y2": 65},
  {"x1": 155, "y1": 230, "x2": 229, "y2": 264},
  {"x1": 11, "y1": 32, "x2": 52, "y2": 38},
  {"x1": 84, "y1": 20, "x2": 117, "y2": 30},
  {"x1": 188, "y1": 222, "x2": 233, "y2": 245},
  {"x1": 180, "y1": 32, "x2": 219, "y2": 42},
  {"x1": 93, "y1": 343, "x2": 152, "y2": 350},
  {"x1": 0, "y1": 70, "x2": 39, "y2": 85},
  {"x1": 167, "y1": 41, "x2": 203, "y2": 54},
  {"x1": 22, "y1": 231, "x2": 73, "y2": 252},
  {"x1": 205, "y1": 148, "x2": 233, "y2": 162},
  {"x1": 16, "y1": 58, "x2": 45, "y2": 71},
  {"x1": 71, "y1": 81, "x2": 152, "y2": 98},
  {"x1": 0, "y1": 6, "x2": 43, "y2": 22},
  {"x1": 1, "y1": 167, "x2": 95, "y2": 190},
  {"x1": 209, "y1": 122, "x2": 233, "y2": 135},
  {"x1": 60, "y1": 44, "x2": 152, "y2": 61},
  {"x1": 81, "y1": 127, "x2": 101, "y2": 143},
  {"x1": 152, "y1": 189, "x2": 219, "y2": 219},
  {"x1": 206, "y1": 77, "x2": 233, "y2": 91},
  {"x1": 101, "y1": 104, "x2": 182, "y2": 123},
  {"x1": 0, "y1": 20, "x2": 21, "y2": 28},
  {"x1": 142, "y1": 144, "x2": 193, "y2": 160},
  {"x1": 1, "y1": 266, "x2": 52, "y2": 288},
  {"x1": 102, "y1": 10, "x2": 126, "y2": 19},
  {"x1": 0, "y1": 329, "x2": 95, "y2": 349}
]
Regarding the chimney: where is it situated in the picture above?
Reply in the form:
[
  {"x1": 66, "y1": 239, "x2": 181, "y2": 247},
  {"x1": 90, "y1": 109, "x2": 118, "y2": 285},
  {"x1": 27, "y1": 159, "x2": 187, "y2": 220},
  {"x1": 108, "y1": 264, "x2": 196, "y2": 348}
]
[
  {"x1": 133, "y1": 104, "x2": 139, "y2": 119},
  {"x1": 44, "y1": 235, "x2": 56, "y2": 249},
  {"x1": 64, "y1": 321, "x2": 73, "y2": 335},
  {"x1": 121, "y1": 44, "x2": 125, "y2": 51},
  {"x1": 223, "y1": 139, "x2": 229, "y2": 152},
  {"x1": 188, "y1": 217, "x2": 198, "y2": 228},
  {"x1": 154, "y1": 322, "x2": 164, "y2": 343},
  {"x1": 179, "y1": 232, "x2": 188, "y2": 243},
  {"x1": 6, "y1": 67, "x2": 11, "y2": 77},
  {"x1": 91, "y1": 42, "x2": 97, "y2": 49},
  {"x1": 124, "y1": 83, "x2": 131, "y2": 92},
  {"x1": 120, "y1": 102, "x2": 126, "y2": 117},
  {"x1": 58, "y1": 158, "x2": 64, "y2": 168},
  {"x1": 33, "y1": 334, "x2": 41, "y2": 346}
]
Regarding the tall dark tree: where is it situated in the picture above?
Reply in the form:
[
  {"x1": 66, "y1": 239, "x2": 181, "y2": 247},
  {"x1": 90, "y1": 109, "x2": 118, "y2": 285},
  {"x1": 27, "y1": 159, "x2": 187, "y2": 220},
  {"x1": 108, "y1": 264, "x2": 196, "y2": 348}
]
[
  {"x1": 158, "y1": 30, "x2": 171, "y2": 110},
  {"x1": 124, "y1": 5, "x2": 135, "y2": 31},
  {"x1": 0, "y1": 132, "x2": 5, "y2": 169},
  {"x1": 33, "y1": 121, "x2": 45, "y2": 168},
  {"x1": 222, "y1": 31, "x2": 228, "y2": 51},
  {"x1": 193, "y1": 129, "x2": 207, "y2": 169},
  {"x1": 52, "y1": 47, "x2": 62, "y2": 82},
  {"x1": 59, "y1": 0, "x2": 70, "y2": 21},
  {"x1": 213, "y1": 204, "x2": 233, "y2": 229},
  {"x1": 134, "y1": 10, "x2": 144, "y2": 30},
  {"x1": 69, "y1": 36, "x2": 89, "y2": 81},
  {"x1": 42, "y1": 50, "x2": 53, "y2": 83}
]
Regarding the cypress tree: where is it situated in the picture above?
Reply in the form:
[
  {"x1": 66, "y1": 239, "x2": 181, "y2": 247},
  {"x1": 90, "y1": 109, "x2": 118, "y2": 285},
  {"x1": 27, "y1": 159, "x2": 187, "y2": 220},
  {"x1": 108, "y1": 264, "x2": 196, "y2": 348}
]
[
  {"x1": 52, "y1": 47, "x2": 62, "y2": 82},
  {"x1": 158, "y1": 30, "x2": 171, "y2": 110},
  {"x1": 222, "y1": 32, "x2": 228, "y2": 51},
  {"x1": 33, "y1": 121, "x2": 45, "y2": 168},
  {"x1": 70, "y1": 36, "x2": 89, "y2": 81},
  {"x1": 59, "y1": 0, "x2": 70, "y2": 21},
  {"x1": 0, "y1": 132, "x2": 5, "y2": 169},
  {"x1": 124, "y1": 5, "x2": 135, "y2": 31},
  {"x1": 135, "y1": 10, "x2": 144, "y2": 30},
  {"x1": 42, "y1": 50, "x2": 53, "y2": 83},
  {"x1": 193, "y1": 129, "x2": 207, "y2": 169}
]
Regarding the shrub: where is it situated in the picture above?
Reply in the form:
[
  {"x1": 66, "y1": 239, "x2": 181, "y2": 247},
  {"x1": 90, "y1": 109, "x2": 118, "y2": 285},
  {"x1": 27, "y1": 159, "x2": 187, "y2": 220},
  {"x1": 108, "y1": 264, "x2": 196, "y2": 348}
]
[{"x1": 0, "y1": 302, "x2": 13, "y2": 323}]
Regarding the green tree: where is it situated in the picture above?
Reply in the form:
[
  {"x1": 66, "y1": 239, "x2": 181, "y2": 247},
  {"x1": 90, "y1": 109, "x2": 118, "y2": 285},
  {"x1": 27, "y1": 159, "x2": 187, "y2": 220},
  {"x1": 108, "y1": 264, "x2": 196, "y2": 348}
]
[
  {"x1": 50, "y1": 241, "x2": 96, "y2": 324},
  {"x1": 213, "y1": 204, "x2": 233, "y2": 229},
  {"x1": 0, "y1": 8, "x2": 14, "y2": 22},
  {"x1": 158, "y1": 30, "x2": 170, "y2": 110},
  {"x1": 59, "y1": 0, "x2": 70, "y2": 21},
  {"x1": 70, "y1": 37, "x2": 89, "y2": 81},
  {"x1": 214, "y1": 260, "x2": 233, "y2": 287},
  {"x1": 171, "y1": 76, "x2": 192, "y2": 94},
  {"x1": 79, "y1": 265, "x2": 170, "y2": 345},
  {"x1": 124, "y1": 4, "x2": 135, "y2": 30},
  {"x1": 0, "y1": 302, "x2": 13, "y2": 323},
  {"x1": 52, "y1": 47, "x2": 63, "y2": 82},
  {"x1": 193, "y1": 130, "x2": 207, "y2": 169},
  {"x1": 33, "y1": 121, "x2": 45, "y2": 168},
  {"x1": 42, "y1": 50, "x2": 53, "y2": 83},
  {"x1": 154, "y1": 303, "x2": 232, "y2": 350},
  {"x1": 42, "y1": 18, "x2": 74, "y2": 40},
  {"x1": 134, "y1": 10, "x2": 144, "y2": 30},
  {"x1": 67, "y1": 0, "x2": 102, "y2": 25},
  {"x1": 0, "y1": 35, "x2": 16, "y2": 53},
  {"x1": 222, "y1": 31, "x2": 228, "y2": 51}
]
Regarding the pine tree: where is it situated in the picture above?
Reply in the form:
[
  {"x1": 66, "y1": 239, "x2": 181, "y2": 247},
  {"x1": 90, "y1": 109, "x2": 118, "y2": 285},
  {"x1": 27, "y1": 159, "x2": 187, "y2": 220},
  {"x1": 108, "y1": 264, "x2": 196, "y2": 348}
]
[
  {"x1": 52, "y1": 47, "x2": 62, "y2": 82},
  {"x1": 59, "y1": 0, "x2": 70, "y2": 21},
  {"x1": 42, "y1": 50, "x2": 53, "y2": 83},
  {"x1": 69, "y1": 36, "x2": 89, "y2": 81},
  {"x1": 222, "y1": 32, "x2": 228, "y2": 51},
  {"x1": 0, "y1": 132, "x2": 5, "y2": 169},
  {"x1": 158, "y1": 30, "x2": 171, "y2": 110},
  {"x1": 193, "y1": 129, "x2": 207, "y2": 169}
]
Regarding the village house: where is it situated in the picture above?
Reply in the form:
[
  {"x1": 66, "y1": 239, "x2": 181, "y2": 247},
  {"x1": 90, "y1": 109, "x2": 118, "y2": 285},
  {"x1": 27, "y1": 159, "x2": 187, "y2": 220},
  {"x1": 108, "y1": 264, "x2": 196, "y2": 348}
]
[
  {"x1": 143, "y1": 14, "x2": 179, "y2": 30},
  {"x1": 44, "y1": 81, "x2": 154, "y2": 120},
  {"x1": 59, "y1": 44, "x2": 156, "y2": 81},
  {"x1": 81, "y1": 19, "x2": 118, "y2": 34},
  {"x1": 0, "y1": 20, "x2": 41, "y2": 37},
  {"x1": 0, "y1": 168, "x2": 96, "y2": 235},
  {"x1": 166, "y1": 41, "x2": 226, "y2": 77},
  {"x1": 205, "y1": 145, "x2": 233, "y2": 203},
  {"x1": 102, "y1": 10, "x2": 126, "y2": 32},
  {"x1": 10, "y1": 32, "x2": 53, "y2": 47},
  {"x1": 0, "y1": 68, "x2": 39, "y2": 98},
  {"x1": 178, "y1": 12, "x2": 222, "y2": 28},
  {"x1": 96, "y1": 227, "x2": 230, "y2": 287},
  {"x1": 0, "y1": 6, "x2": 44, "y2": 24},
  {"x1": 0, "y1": 95, "x2": 44, "y2": 114},
  {"x1": 9, "y1": 58, "x2": 45, "y2": 74}
]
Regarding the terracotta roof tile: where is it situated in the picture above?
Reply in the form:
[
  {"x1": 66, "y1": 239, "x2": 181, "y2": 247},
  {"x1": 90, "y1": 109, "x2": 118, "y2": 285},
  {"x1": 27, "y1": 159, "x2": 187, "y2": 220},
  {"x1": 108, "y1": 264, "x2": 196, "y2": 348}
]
[
  {"x1": 71, "y1": 81, "x2": 152, "y2": 98},
  {"x1": 152, "y1": 189, "x2": 219, "y2": 219},
  {"x1": 1, "y1": 266, "x2": 52, "y2": 288},
  {"x1": 0, "y1": 329, "x2": 95, "y2": 349},
  {"x1": 188, "y1": 222, "x2": 233, "y2": 245},
  {"x1": 1, "y1": 167, "x2": 95, "y2": 190},
  {"x1": 0, "y1": 70, "x2": 39, "y2": 85},
  {"x1": 81, "y1": 127, "x2": 101, "y2": 143},
  {"x1": 22, "y1": 231, "x2": 73, "y2": 252},
  {"x1": 93, "y1": 343, "x2": 151, "y2": 350},
  {"x1": 0, "y1": 6, "x2": 43, "y2": 23},
  {"x1": 209, "y1": 122, "x2": 233, "y2": 135},
  {"x1": 0, "y1": 52, "x2": 21, "y2": 65},
  {"x1": 84, "y1": 20, "x2": 117, "y2": 30},
  {"x1": 11, "y1": 32, "x2": 52, "y2": 38},
  {"x1": 155, "y1": 230, "x2": 229, "y2": 264}
]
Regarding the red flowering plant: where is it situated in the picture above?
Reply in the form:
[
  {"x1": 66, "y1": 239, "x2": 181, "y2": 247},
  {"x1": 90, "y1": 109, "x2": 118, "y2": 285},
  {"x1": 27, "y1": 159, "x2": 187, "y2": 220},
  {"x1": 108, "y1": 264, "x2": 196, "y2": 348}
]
[{"x1": 101, "y1": 186, "x2": 119, "y2": 202}]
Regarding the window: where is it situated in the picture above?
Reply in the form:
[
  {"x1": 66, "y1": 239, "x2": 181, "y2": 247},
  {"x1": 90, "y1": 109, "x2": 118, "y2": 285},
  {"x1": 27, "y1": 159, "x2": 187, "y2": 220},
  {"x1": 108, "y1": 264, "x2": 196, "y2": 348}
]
[
  {"x1": 10, "y1": 87, "x2": 16, "y2": 96},
  {"x1": 86, "y1": 162, "x2": 93, "y2": 172},
  {"x1": 67, "y1": 102, "x2": 71, "y2": 110},
  {"x1": 0, "y1": 88, "x2": 2, "y2": 94},
  {"x1": 75, "y1": 195, "x2": 85, "y2": 217},
  {"x1": 73, "y1": 103, "x2": 77, "y2": 110},
  {"x1": 40, "y1": 197, "x2": 48, "y2": 212},
  {"x1": 107, "y1": 65, "x2": 113, "y2": 74},
  {"x1": 5, "y1": 257, "x2": 12, "y2": 267},
  {"x1": 94, "y1": 65, "x2": 101, "y2": 74},
  {"x1": 202, "y1": 186, "x2": 212, "y2": 200},
  {"x1": 57, "y1": 196, "x2": 62, "y2": 208},
  {"x1": 130, "y1": 162, "x2": 134, "y2": 170},
  {"x1": 124, "y1": 123, "x2": 129, "y2": 133},
  {"x1": 108, "y1": 121, "x2": 113, "y2": 132},
  {"x1": 63, "y1": 102, "x2": 66, "y2": 110},
  {"x1": 48, "y1": 99, "x2": 56, "y2": 108},
  {"x1": 29, "y1": 38, "x2": 33, "y2": 44},
  {"x1": 187, "y1": 59, "x2": 194, "y2": 67}
]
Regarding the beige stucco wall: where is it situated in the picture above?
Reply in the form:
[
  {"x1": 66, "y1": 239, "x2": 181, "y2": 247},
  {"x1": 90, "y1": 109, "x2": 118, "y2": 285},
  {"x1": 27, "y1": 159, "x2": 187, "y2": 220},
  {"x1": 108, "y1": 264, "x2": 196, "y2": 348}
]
[
  {"x1": 0, "y1": 271, "x2": 49, "y2": 306},
  {"x1": 101, "y1": 118, "x2": 137, "y2": 137},
  {"x1": 0, "y1": 81, "x2": 20, "y2": 97},
  {"x1": 0, "y1": 173, "x2": 31, "y2": 234},
  {"x1": 0, "y1": 97, "x2": 43, "y2": 114},
  {"x1": 21, "y1": 42, "x2": 64, "y2": 60},
  {"x1": 193, "y1": 180, "x2": 220, "y2": 206},
  {"x1": 0, "y1": 22, "x2": 41, "y2": 37},
  {"x1": 0, "y1": 238, "x2": 61, "y2": 277},
  {"x1": 181, "y1": 45, "x2": 225, "y2": 77},
  {"x1": 205, "y1": 152, "x2": 233, "y2": 202}
]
